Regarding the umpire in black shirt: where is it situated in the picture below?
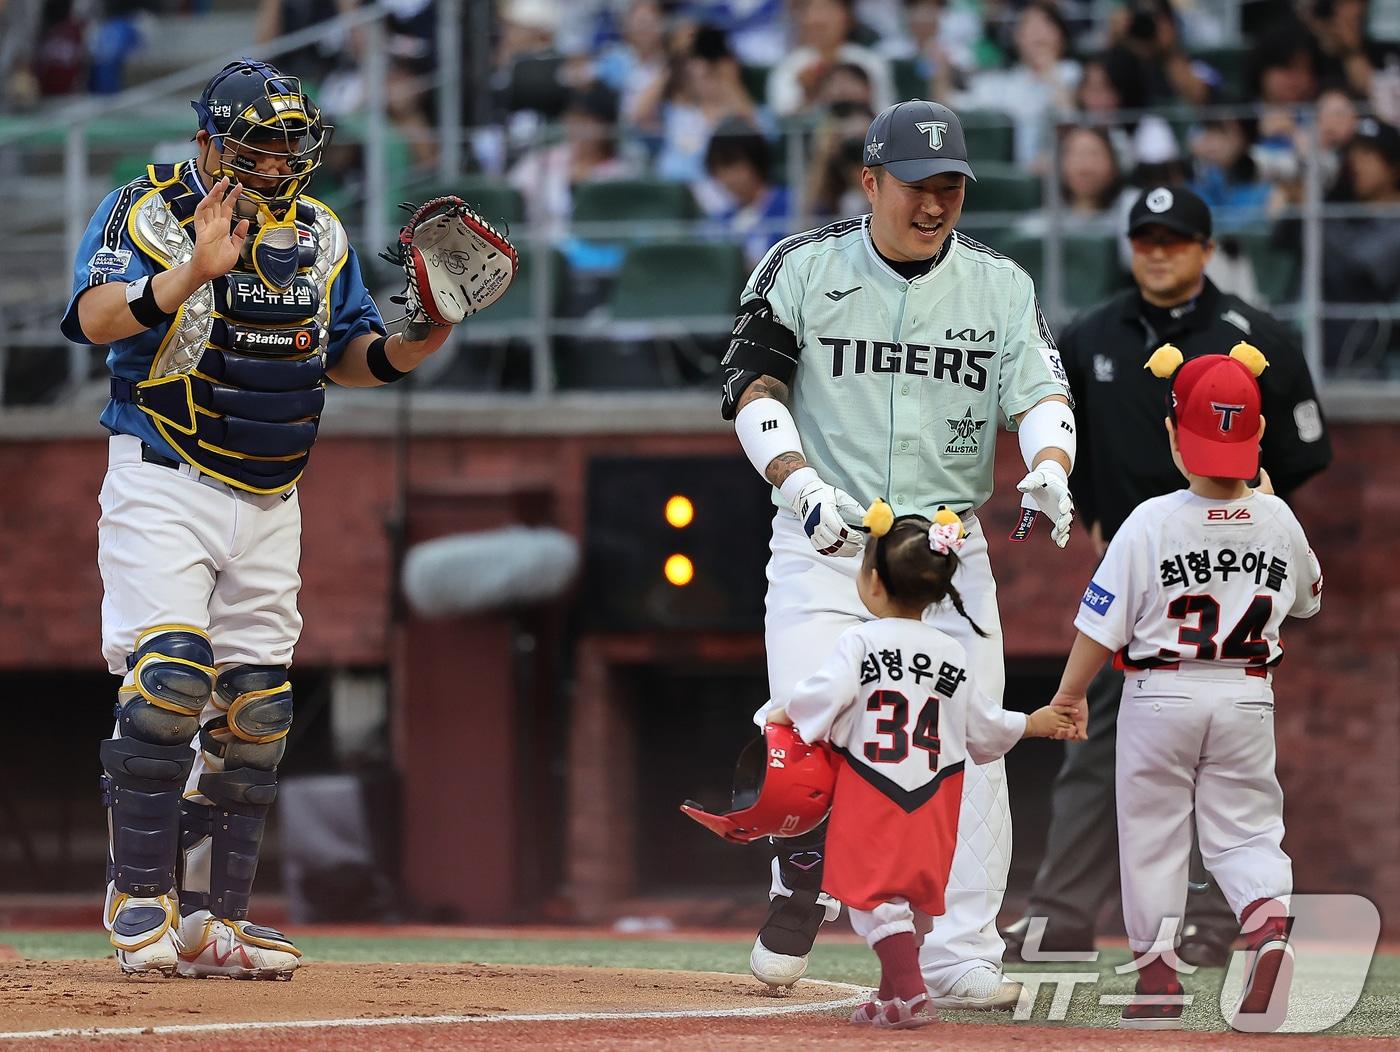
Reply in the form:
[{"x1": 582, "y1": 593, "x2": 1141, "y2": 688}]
[{"x1": 1001, "y1": 185, "x2": 1332, "y2": 965}]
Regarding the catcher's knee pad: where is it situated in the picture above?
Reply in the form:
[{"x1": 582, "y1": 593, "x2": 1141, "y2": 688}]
[
  {"x1": 118, "y1": 626, "x2": 216, "y2": 745},
  {"x1": 773, "y1": 818, "x2": 829, "y2": 894},
  {"x1": 180, "y1": 666, "x2": 290, "y2": 920},
  {"x1": 100, "y1": 626, "x2": 212, "y2": 898}
]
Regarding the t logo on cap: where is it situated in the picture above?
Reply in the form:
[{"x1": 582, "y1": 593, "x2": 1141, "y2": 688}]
[
  {"x1": 916, "y1": 121, "x2": 949, "y2": 150},
  {"x1": 1211, "y1": 402, "x2": 1246, "y2": 432}
]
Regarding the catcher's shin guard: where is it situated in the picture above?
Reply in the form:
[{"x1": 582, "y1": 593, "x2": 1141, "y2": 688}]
[
  {"x1": 179, "y1": 665, "x2": 291, "y2": 920},
  {"x1": 751, "y1": 821, "x2": 840, "y2": 989},
  {"x1": 103, "y1": 628, "x2": 213, "y2": 898}
]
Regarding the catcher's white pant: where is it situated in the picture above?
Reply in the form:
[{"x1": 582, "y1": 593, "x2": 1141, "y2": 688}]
[
  {"x1": 1117, "y1": 666, "x2": 1291, "y2": 955},
  {"x1": 99, "y1": 435, "x2": 303, "y2": 797},
  {"x1": 759, "y1": 508, "x2": 1010, "y2": 993}
]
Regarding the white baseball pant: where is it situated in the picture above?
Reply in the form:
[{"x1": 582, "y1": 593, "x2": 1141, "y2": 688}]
[
  {"x1": 98, "y1": 434, "x2": 304, "y2": 796},
  {"x1": 759, "y1": 508, "x2": 1011, "y2": 993},
  {"x1": 1116, "y1": 665, "x2": 1292, "y2": 955}
]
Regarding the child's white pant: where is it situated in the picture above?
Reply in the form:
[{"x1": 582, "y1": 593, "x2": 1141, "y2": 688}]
[
  {"x1": 1116, "y1": 665, "x2": 1292, "y2": 955},
  {"x1": 848, "y1": 898, "x2": 935, "y2": 949}
]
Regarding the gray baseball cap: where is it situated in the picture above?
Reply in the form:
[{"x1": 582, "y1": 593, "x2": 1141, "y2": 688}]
[{"x1": 863, "y1": 100, "x2": 976, "y2": 183}]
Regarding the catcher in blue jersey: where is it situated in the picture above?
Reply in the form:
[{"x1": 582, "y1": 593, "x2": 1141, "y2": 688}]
[{"x1": 60, "y1": 59, "x2": 515, "y2": 978}]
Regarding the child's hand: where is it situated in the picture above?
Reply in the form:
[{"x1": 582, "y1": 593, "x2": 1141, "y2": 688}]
[
  {"x1": 1050, "y1": 691, "x2": 1088, "y2": 741},
  {"x1": 1024, "y1": 705, "x2": 1077, "y2": 739},
  {"x1": 766, "y1": 707, "x2": 793, "y2": 726}
]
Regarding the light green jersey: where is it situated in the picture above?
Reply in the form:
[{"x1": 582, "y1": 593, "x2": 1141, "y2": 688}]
[{"x1": 743, "y1": 215, "x2": 1068, "y2": 517}]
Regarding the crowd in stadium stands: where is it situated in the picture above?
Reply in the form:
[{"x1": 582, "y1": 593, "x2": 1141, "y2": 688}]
[{"x1": 4, "y1": 0, "x2": 1400, "y2": 373}]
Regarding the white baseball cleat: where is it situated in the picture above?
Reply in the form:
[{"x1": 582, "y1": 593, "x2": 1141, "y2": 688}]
[
  {"x1": 927, "y1": 965, "x2": 1023, "y2": 1010},
  {"x1": 749, "y1": 936, "x2": 807, "y2": 990},
  {"x1": 175, "y1": 909, "x2": 301, "y2": 980},
  {"x1": 106, "y1": 892, "x2": 180, "y2": 977}
]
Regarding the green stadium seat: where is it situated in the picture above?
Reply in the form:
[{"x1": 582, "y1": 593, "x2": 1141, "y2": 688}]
[
  {"x1": 961, "y1": 111, "x2": 1015, "y2": 165},
  {"x1": 483, "y1": 246, "x2": 566, "y2": 325},
  {"x1": 965, "y1": 164, "x2": 1042, "y2": 213},
  {"x1": 1191, "y1": 47, "x2": 1249, "y2": 97},
  {"x1": 999, "y1": 233, "x2": 1126, "y2": 312},
  {"x1": 1235, "y1": 227, "x2": 1299, "y2": 305},
  {"x1": 573, "y1": 179, "x2": 698, "y2": 226},
  {"x1": 609, "y1": 240, "x2": 746, "y2": 321},
  {"x1": 893, "y1": 58, "x2": 926, "y2": 102},
  {"x1": 394, "y1": 177, "x2": 525, "y2": 230},
  {"x1": 741, "y1": 64, "x2": 771, "y2": 103}
]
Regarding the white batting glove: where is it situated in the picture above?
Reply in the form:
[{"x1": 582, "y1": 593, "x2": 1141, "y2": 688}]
[
  {"x1": 782, "y1": 468, "x2": 867, "y2": 558},
  {"x1": 1017, "y1": 461, "x2": 1075, "y2": 548}
]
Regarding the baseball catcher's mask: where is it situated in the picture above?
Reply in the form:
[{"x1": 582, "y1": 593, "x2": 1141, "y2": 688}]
[
  {"x1": 681, "y1": 723, "x2": 835, "y2": 844},
  {"x1": 193, "y1": 59, "x2": 332, "y2": 220}
]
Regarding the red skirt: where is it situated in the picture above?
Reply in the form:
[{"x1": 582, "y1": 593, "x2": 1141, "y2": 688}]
[{"x1": 821, "y1": 755, "x2": 963, "y2": 916}]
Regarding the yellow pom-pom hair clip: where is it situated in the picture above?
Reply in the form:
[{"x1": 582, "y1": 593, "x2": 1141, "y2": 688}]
[
  {"x1": 1144, "y1": 343, "x2": 1185, "y2": 378},
  {"x1": 1229, "y1": 341, "x2": 1269, "y2": 377},
  {"x1": 863, "y1": 498, "x2": 895, "y2": 538},
  {"x1": 928, "y1": 507, "x2": 967, "y2": 556}
]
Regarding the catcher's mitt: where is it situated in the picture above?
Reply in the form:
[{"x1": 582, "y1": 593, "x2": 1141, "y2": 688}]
[{"x1": 381, "y1": 196, "x2": 518, "y2": 337}]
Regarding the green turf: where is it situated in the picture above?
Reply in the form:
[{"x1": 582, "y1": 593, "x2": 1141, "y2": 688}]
[{"x1": 3, "y1": 931, "x2": 1396, "y2": 1036}]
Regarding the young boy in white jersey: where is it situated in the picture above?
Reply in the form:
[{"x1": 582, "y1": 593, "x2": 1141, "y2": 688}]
[
  {"x1": 769, "y1": 501, "x2": 1077, "y2": 1029},
  {"x1": 1051, "y1": 342, "x2": 1322, "y2": 1032}
]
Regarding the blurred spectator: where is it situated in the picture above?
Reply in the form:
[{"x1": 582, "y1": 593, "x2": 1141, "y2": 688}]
[
  {"x1": 1305, "y1": 0, "x2": 1399, "y2": 100},
  {"x1": 1, "y1": 0, "x2": 44, "y2": 109},
  {"x1": 595, "y1": 0, "x2": 670, "y2": 126},
  {"x1": 704, "y1": 117, "x2": 792, "y2": 264},
  {"x1": 876, "y1": 0, "x2": 981, "y2": 97},
  {"x1": 1322, "y1": 118, "x2": 1400, "y2": 372},
  {"x1": 652, "y1": 24, "x2": 762, "y2": 197},
  {"x1": 687, "y1": 0, "x2": 788, "y2": 66},
  {"x1": 767, "y1": 0, "x2": 893, "y2": 118},
  {"x1": 815, "y1": 60, "x2": 874, "y2": 109},
  {"x1": 493, "y1": 0, "x2": 568, "y2": 117},
  {"x1": 33, "y1": 0, "x2": 88, "y2": 97},
  {"x1": 804, "y1": 99, "x2": 873, "y2": 219},
  {"x1": 1107, "y1": 0, "x2": 1210, "y2": 106},
  {"x1": 1074, "y1": 50, "x2": 1180, "y2": 176},
  {"x1": 956, "y1": 1, "x2": 1080, "y2": 173},
  {"x1": 87, "y1": 0, "x2": 153, "y2": 95},
  {"x1": 1249, "y1": 23, "x2": 1321, "y2": 106},
  {"x1": 508, "y1": 81, "x2": 637, "y2": 236},
  {"x1": 1189, "y1": 114, "x2": 1271, "y2": 230},
  {"x1": 1018, "y1": 125, "x2": 1135, "y2": 264},
  {"x1": 256, "y1": 0, "x2": 355, "y2": 85}
]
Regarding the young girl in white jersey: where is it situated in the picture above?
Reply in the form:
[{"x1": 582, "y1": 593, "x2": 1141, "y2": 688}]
[
  {"x1": 769, "y1": 502, "x2": 1077, "y2": 1029},
  {"x1": 1052, "y1": 343, "x2": 1322, "y2": 1033}
]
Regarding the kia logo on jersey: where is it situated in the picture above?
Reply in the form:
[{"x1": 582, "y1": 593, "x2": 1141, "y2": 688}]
[
  {"x1": 1206, "y1": 507, "x2": 1251, "y2": 522},
  {"x1": 1081, "y1": 581, "x2": 1115, "y2": 614},
  {"x1": 1212, "y1": 401, "x2": 1246, "y2": 432}
]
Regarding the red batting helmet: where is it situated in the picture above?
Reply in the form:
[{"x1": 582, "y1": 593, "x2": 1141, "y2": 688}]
[{"x1": 680, "y1": 723, "x2": 835, "y2": 844}]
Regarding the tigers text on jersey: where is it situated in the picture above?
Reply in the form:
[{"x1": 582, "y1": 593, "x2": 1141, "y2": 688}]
[
  {"x1": 786, "y1": 618, "x2": 1025, "y2": 915},
  {"x1": 742, "y1": 217, "x2": 1068, "y2": 517},
  {"x1": 1075, "y1": 490, "x2": 1322, "y2": 672}
]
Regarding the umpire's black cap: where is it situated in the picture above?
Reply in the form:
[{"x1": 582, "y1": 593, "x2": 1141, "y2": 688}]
[
  {"x1": 1128, "y1": 185, "x2": 1213, "y2": 240},
  {"x1": 864, "y1": 100, "x2": 976, "y2": 183}
]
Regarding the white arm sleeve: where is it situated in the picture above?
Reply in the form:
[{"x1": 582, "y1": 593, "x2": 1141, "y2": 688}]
[
  {"x1": 734, "y1": 397, "x2": 804, "y2": 481},
  {"x1": 1017, "y1": 398, "x2": 1077, "y2": 472}
]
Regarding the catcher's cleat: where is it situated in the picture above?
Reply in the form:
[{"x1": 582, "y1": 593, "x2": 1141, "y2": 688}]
[
  {"x1": 107, "y1": 892, "x2": 180, "y2": 977},
  {"x1": 175, "y1": 910, "x2": 300, "y2": 980},
  {"x1": 871, "y1": 992, "x2": 936, "y2": 1029},
  {"x1": 1119, "y1": 984, "x2": 1186, "y2": 1030},
  {"x1": 928, "y1": 966, "x2": 1023, "y2": 1010},
  {"x1": 749, "y1": 888, "x2": 833, "y2": 989}
]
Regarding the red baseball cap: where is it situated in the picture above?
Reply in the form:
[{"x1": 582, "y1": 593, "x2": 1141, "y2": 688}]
[{"x1": 1171, "y1": 355, "x2": 1263, "y2": 479}]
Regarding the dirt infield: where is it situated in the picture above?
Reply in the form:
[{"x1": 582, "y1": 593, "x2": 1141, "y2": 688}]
[{"x1": 0, "y1": 958, "x2": 1387, "y2": 1051}]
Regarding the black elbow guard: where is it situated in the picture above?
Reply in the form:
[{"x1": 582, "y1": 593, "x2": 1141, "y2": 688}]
[{"x1": 718, "y1": 299, "x2": 799, "y2": 420}]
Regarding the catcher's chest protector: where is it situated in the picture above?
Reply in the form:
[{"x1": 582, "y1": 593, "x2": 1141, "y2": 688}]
[{"x1": 117, "y1": 161, "x2": 347, "y2": 495}]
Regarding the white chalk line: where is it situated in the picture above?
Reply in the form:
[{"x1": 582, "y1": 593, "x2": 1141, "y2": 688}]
[{"x1": 0, "y1": 976, "x2": 868, "y2": 1041}]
